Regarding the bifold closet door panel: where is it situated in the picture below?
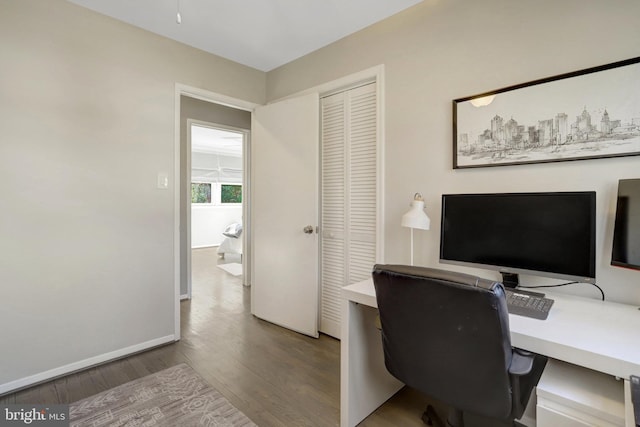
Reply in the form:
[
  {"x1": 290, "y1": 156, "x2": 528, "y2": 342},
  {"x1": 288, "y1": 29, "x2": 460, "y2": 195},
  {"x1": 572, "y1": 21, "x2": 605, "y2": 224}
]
[
  {"x1": 320, "y1": 91, "x2": 347, "y2": 338},
  {"x1": 320, "y1": 83, "x2": 377, "y2": 339}
]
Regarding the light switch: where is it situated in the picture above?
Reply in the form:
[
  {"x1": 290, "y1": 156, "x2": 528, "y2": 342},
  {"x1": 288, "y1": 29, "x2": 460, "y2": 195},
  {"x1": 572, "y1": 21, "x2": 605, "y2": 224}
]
[{"x1": 157, "y1": 172, "x2": 169, "y2": 189}]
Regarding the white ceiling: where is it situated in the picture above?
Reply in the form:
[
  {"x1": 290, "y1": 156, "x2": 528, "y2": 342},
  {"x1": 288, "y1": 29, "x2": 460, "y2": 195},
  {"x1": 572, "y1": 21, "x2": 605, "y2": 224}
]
[{"x1": 67, "y1": 0, "x2": 422, "y2": 71}]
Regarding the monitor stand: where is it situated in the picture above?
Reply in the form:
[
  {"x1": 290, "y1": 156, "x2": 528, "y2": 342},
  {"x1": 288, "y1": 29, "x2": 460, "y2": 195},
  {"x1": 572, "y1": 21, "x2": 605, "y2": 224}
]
[
  {"x1": 500, "y1": 272, "x2": 546, "y2": 298},
  {"x1": 500, "y1": 272, "x2": 520, "y2": 289}
]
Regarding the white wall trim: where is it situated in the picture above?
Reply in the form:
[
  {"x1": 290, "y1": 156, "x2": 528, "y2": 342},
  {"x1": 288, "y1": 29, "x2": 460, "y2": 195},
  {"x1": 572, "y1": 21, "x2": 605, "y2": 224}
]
[
  {"x1": 191, "y1": 244, "x2": 217, "y2": 249},
  {"x1": 174, "y1": 83, "x2": 259, "y2": 339},
  {"x1": 0, "y1": 335, "x2": 175, "y2": 396},
  {"x1": 176, "y1": 84, "x2": 257, "y2": 112},
  {"x1": 375, "y1": 69, "x2": 386, "y2": 264},
  {"x1": 242, "y1": 129, "x2": 252, "y2": 286},
  {"x1": 185, "y1": 119, "x2": 193, "y2": 300},
  {"x1": 270, "y1": 65, "x2": 383, "y2": 101},
  {"x1": 174, "y1": 86, "x2": 182, "y2": 340}
]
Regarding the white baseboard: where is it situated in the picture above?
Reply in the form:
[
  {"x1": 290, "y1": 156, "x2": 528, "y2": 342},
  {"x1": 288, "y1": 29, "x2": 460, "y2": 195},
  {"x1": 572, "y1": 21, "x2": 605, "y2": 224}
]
[{"x1": 0, "y1": 334, "x2": 176, "y2": 396}]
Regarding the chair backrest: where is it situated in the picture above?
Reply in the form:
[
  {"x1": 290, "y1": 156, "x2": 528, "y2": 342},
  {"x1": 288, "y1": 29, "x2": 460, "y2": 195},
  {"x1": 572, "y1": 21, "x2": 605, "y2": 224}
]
[{"x1": 372, "y1": 264, "x2": 513, "y2": 419}]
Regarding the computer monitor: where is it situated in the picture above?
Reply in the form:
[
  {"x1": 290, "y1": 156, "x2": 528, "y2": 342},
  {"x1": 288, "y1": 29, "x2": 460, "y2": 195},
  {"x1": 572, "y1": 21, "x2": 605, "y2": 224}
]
[
  {"x1": 440, "y1": 191, "x2": 596, "y2": 287},
  {"x1": 611, "y1": 179, "x2": 640, "y2": 271}
]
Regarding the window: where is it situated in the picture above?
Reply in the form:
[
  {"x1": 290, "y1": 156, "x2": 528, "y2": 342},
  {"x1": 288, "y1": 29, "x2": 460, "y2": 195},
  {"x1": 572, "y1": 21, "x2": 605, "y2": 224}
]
[
  {"x1": 191, "y1": 183, "x2": 212, "y2": 203},
  {"x1": 191, "y1": 182, "x2": 242, "y2": 205},
  {"x1": 221, "y1": 184, "x2": 242, "y2": 204}
]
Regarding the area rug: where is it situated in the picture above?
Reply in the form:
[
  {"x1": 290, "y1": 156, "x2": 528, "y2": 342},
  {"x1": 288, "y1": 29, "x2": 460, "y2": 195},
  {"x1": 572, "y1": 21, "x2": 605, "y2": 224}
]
[
  {"x1": 69, "y1": 363, "x2": 256, "y2": 427},
  {"x1": 217, "y1": 263, "x2": 243, "y2": 277}
]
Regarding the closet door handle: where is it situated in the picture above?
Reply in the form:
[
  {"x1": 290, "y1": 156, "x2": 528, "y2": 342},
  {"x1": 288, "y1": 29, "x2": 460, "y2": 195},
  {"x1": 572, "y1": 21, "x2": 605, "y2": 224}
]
[{"x1": 303, "y1": 225, "x2": 314, "y2": 234}]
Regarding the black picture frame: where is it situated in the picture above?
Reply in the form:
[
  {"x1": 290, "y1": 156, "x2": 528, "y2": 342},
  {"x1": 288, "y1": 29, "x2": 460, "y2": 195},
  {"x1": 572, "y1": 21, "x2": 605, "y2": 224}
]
[{"x1": 452, "y1": 56, "x2": 640, "y2": 169}]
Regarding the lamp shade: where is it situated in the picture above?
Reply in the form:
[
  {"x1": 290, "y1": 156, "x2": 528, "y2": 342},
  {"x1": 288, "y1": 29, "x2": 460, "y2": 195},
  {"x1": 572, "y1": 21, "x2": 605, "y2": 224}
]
[{"x1": 401, "y1": 194, "x2": 430, "y2": 230}]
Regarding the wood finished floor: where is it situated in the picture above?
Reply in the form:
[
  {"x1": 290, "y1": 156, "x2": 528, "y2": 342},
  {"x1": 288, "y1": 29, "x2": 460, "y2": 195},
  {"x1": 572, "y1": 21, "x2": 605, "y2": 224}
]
[{"x1": 1, "y1": 248, "x2": 437, "y2": 426}]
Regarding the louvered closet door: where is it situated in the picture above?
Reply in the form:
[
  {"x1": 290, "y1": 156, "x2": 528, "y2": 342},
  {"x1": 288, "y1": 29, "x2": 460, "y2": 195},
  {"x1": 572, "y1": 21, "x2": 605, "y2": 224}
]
[{"x1": 320, "y1": 83, "x2": 377, "y2": 339}]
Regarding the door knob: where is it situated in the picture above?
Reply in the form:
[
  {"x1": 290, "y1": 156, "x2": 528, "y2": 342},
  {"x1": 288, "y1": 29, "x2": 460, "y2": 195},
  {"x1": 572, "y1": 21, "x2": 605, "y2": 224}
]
[{"x1": 303, "y1": 225, "x2": 314, "y2": 234}]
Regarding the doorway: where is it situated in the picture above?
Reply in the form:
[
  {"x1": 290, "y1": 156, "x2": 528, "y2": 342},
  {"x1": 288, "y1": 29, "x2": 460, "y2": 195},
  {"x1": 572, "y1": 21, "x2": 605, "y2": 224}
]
[
  {"x1": 189, "y1": 122, "x2": 246, "y2": 293},
  {"x1": 177, "y1": 89, "x2": 255, "y2": 331}
]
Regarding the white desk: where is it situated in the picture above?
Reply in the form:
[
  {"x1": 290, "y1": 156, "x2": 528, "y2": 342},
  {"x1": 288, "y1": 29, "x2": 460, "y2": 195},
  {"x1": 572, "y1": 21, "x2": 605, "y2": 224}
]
[{"x1": 341, "y1": 278, "x2": 640, "y2": 427}]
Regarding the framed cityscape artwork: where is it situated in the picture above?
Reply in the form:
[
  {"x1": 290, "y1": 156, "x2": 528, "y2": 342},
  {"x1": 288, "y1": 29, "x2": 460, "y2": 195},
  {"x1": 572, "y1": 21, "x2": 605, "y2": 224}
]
[{"x1": 453, "y1": 56, "x2": 640, "y2": 169}]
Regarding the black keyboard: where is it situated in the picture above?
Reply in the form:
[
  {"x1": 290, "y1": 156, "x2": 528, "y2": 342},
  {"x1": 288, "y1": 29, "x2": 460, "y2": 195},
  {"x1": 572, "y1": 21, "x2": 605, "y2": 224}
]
[{"x1": 505, "y1": 288, "x2": 554, "y2": 320}]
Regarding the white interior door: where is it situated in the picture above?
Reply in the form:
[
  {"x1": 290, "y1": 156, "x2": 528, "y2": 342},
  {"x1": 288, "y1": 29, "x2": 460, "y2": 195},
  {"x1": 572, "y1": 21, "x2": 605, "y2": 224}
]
[{"x1": 251, "y1": 93, "x2": 320, "y2": 338}]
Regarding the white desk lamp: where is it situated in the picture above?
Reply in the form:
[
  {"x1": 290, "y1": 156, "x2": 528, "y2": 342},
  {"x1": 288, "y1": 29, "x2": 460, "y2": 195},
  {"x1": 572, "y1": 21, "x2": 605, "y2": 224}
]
[{"x1": 401, "y1": 193, "x2": 430, "y2": 265}]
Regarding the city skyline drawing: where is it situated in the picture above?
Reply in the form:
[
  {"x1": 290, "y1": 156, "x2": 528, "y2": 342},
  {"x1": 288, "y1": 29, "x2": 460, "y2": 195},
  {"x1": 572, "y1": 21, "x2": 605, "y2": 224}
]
[{"x1": 454, "y1": 57, "x2": 640, "y2": 168}]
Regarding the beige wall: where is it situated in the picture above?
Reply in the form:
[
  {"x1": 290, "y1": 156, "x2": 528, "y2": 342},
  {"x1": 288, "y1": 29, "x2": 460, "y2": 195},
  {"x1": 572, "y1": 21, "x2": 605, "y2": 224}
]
[
  {"x1": 267, "y1": 0, "x2": 640, "y2": 304},
  {"x1": 0, "y1": 0, "x2": 264, "y2": 390}
]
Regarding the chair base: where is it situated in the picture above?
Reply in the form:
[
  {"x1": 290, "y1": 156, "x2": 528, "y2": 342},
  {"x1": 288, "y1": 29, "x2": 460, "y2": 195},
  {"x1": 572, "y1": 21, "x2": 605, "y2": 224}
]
[
  {"x1": 462, "y1": 411, "x2": 519, "y2": 427},
  {"x1": 446, "y1": 409, "x2": 463, "y2": 427},
  {"x1": 421, "y1": 405, "x2": 445, "y2": 427},
  {"x1": 422, "y1": 406, "x2": 521, "y2": 427}
]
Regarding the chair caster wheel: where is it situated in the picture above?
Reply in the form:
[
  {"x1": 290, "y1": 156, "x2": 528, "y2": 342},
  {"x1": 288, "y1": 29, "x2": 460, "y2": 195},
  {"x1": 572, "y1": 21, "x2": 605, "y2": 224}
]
[
  {"x1": 421, "y1": 413, "x2": 434, "y2": 425},
  {"x1": 421, "y1": 405, "x2": 444, "y2": 427}
]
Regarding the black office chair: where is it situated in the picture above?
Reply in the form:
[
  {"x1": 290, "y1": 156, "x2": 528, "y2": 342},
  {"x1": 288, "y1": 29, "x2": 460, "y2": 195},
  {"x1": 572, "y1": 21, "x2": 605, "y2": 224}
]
[{"x1": 372, "y1": 264, "x2": 547, "y2": 427}]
